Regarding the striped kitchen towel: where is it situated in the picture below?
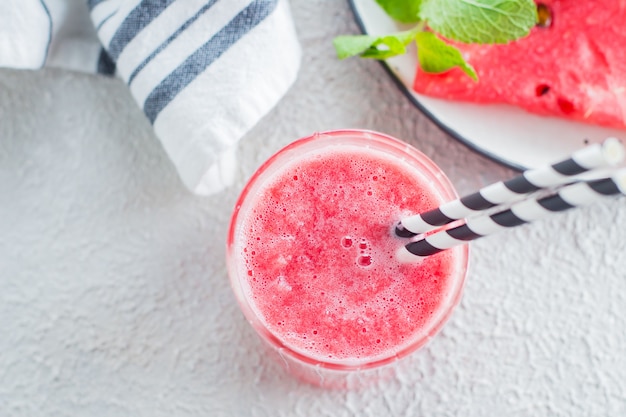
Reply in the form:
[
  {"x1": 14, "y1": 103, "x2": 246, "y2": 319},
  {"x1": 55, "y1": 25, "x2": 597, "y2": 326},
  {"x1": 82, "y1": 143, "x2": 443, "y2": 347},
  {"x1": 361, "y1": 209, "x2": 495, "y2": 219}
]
[{"x1": 0, "y1": 0, "x2": 301, "y2": 195}]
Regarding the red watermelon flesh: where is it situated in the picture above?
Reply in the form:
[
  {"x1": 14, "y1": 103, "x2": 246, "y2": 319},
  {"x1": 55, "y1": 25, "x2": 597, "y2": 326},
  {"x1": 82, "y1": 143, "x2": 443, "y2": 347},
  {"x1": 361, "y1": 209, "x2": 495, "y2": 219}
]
[{"x1": 413, "y1": 1, "x2": 626, "y2": 129}]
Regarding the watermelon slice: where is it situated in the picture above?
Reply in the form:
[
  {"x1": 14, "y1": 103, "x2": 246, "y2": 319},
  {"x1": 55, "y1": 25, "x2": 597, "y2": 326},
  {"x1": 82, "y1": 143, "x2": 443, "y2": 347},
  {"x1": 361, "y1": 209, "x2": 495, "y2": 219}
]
[{"x1": 413, "y1": 1, "x2": 626, "y2": 129}]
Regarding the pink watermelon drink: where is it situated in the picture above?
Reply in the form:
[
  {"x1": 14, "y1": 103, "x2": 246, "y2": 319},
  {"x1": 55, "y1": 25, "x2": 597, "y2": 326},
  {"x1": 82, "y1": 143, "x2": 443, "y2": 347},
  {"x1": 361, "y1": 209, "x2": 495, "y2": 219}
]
[{"x1": 227, "y1": 130, "x2": 468, "y2": 384}]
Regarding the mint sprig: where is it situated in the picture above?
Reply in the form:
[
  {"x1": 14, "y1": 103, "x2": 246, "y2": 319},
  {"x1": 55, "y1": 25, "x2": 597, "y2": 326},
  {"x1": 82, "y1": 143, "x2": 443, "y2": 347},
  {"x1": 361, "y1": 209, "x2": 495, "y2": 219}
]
[
  {"x1": 334, "y1": 0, "x2": 538, "y2": 81},
  {"x1": 420, "y1": 0, "x2": 537, "y2": 44}
]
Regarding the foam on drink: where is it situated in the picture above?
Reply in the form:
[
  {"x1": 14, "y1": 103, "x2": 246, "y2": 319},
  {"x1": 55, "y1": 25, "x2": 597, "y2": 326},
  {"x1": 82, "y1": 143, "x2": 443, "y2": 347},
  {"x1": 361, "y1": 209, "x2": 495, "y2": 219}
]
[{"x1": 230, "y1": 134, "x2": 467, "y2": 367}]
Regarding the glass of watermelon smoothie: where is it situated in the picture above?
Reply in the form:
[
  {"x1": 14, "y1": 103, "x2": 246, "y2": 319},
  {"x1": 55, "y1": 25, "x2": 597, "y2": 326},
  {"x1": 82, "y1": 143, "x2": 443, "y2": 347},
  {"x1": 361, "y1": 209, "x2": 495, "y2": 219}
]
[{"x1": 227, "y1": 130, "x2": 468, "y2": 387}]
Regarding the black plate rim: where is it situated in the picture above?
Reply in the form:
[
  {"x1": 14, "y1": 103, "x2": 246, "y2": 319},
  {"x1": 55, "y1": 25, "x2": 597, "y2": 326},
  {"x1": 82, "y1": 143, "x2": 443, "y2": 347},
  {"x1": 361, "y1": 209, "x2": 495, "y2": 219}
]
[{"x1": 347, "y1": 0, "x2": 526, "y2": 172}]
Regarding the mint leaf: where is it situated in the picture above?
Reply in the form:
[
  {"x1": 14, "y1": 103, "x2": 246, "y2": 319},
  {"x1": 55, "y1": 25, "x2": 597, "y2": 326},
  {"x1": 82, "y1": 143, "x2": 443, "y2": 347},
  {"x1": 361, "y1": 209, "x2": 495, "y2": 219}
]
[
  {"x1": 333, "y1": 34, "x2": 379, "y2": 59},
  {"x1": 415, "y1": 32, "x2": 477, "y2": 80},
  {"x1": 420, "y1": 0, "x2": 537, "y2": 44},
  {"x1": 333, "y1": 28, "x2": 478, "y2": 81},
  {"x1": 361, "y1": 36, "x2": 409, "y2": 59},
  {"x1": 333, "y1": 29, "x2": 418, "y2": 60},
  {"x1": 375, "y1": 0, "x2": 423, "y2": 23}
]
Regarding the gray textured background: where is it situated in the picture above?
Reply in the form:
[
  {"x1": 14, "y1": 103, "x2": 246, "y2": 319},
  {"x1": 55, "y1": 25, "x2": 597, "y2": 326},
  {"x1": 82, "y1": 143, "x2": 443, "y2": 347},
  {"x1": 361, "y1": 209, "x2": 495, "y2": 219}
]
[{"x1": 1, "y1": 1, "x2": 625, "y2": 416}]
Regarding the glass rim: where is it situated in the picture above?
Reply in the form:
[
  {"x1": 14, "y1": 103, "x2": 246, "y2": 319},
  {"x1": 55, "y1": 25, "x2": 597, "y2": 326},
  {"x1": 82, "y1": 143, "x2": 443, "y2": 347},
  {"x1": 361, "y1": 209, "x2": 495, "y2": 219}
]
[{"x1": 227, "y1": 129, "x2": 469, "y2": 371}]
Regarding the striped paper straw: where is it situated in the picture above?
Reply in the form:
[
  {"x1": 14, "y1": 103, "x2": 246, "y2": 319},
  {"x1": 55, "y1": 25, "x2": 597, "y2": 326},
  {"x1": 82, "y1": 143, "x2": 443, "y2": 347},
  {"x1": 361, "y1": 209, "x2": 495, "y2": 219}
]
[
  {"x1": 396, "y1": 168, "x2": 626, "y2": 263},
  {"x1": 396, "y1": 138, "x2": 625, "y2": 238}
]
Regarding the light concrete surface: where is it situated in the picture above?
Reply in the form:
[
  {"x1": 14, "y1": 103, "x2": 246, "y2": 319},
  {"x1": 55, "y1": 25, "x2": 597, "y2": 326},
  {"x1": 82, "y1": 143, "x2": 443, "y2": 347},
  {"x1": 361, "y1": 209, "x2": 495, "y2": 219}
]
[{"x1": 1, "y1": 1, "x2": 625, "y2": 416}]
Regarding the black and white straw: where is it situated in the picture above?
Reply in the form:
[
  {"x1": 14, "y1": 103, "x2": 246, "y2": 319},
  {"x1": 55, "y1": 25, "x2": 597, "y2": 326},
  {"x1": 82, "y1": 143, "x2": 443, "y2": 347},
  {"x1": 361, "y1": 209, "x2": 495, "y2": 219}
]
[
  {"x1": 396, "y1": 168, "x2": 626, "y2": 263},
  {"x1": 395, "y1": 138, "x2": 625, "y2": 238}
]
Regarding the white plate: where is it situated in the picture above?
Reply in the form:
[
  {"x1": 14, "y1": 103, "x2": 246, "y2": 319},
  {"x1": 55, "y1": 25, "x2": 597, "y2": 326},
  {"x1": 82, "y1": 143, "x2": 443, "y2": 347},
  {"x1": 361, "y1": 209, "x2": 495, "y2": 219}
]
[{"x1": 349, "y1": 0, "x2": 626, "y2": 170}]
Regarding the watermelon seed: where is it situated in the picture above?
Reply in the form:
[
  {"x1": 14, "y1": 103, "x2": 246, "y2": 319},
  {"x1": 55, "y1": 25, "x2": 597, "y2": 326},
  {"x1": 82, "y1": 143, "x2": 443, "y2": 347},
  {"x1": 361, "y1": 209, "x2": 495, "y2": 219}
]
[
  {"x1": 536, "y1": 3, "x2": 553, "y2": 28},
  {"x1": 557, "y1": 97, "x2": 575, "y2": 115},
  {"x1": 535, "y1": 84, "x2": 551, "y2": 97}
]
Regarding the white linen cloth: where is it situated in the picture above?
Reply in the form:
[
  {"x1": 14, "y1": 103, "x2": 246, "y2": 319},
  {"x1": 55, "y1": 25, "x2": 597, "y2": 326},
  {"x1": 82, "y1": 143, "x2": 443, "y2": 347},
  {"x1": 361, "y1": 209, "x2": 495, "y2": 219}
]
[{"x1": 0, "y1": 0, "x2": 301, "y2": 195}]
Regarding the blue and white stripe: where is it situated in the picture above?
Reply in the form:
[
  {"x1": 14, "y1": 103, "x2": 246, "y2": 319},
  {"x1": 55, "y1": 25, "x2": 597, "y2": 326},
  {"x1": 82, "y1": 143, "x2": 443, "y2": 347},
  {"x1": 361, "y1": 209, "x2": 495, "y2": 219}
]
[
  {"x1": 89, "y1": 0, "x2": 301, "y2": 194},
  {"x1": 89, "y1": 0, "x2": 123, "y2": 32},
  {"x1": 144, "y1": 0, "x2": 276, "y2": 123},
  {"x1": 89, "y1": 0, "x2": 280, "y2": 120},
  {"x1": 1, "y1": 0, "x2": 301, "y2": 195}
]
